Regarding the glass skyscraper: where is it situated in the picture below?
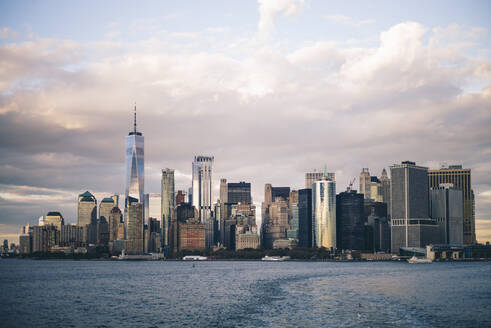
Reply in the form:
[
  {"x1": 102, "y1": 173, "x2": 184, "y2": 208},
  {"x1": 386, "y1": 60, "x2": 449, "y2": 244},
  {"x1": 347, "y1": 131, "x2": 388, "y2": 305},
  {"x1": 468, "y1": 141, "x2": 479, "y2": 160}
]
[
  {"x1": 125, "y1": 106, "x2": 144, "y2": 206},
  {"x1": 312, "y1": 177, "x2": 336, "y2": 249}
]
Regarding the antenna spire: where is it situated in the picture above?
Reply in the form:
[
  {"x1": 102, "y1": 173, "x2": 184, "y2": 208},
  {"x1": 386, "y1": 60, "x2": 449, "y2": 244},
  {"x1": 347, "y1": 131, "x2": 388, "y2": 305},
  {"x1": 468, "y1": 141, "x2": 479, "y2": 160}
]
[{"x1": 133, "y1": 102, "x2": 137, "y2": 133}]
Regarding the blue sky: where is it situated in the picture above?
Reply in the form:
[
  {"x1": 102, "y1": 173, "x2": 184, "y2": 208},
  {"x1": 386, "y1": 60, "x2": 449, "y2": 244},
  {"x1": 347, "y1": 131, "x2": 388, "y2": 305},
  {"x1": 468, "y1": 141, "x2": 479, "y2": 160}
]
[{"x1": 0, "y1": 0, "x2": 490, "y2": 244}]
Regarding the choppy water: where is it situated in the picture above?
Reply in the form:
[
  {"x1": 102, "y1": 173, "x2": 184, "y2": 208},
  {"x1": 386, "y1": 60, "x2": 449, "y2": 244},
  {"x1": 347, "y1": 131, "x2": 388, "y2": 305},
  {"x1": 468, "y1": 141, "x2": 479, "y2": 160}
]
[{"x1": 1, "y1": 260, "x2": 490, "y2": 327}]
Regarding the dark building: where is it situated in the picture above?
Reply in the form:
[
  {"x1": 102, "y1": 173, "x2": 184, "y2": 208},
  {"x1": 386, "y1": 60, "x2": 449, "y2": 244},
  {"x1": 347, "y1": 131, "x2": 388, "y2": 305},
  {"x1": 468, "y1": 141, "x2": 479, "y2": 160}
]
[
  {"x1": 363, "y1": 200, "x2": 387, "y2": 219},
  {"x1": 391, "y1": 161, "x2": 439, "y2": 253},
  {"x1": 336, "y1": 190, "x2": 365, "y2": 250},
  {"x1": 227, "y1": 182, "x2": 252, "y2": 204},
  {"x1": 297, "y1": 188, "x2": 312, "y2": 247},
  {"x1": 430, "y1": 184, "x2": 464, "y2": 244},
  {"x1": 272, "y1": 187, "x2": 290, "y2": 201},
  {"x1": 175, "y1": 190, "x2": 186, "y2": 206}
]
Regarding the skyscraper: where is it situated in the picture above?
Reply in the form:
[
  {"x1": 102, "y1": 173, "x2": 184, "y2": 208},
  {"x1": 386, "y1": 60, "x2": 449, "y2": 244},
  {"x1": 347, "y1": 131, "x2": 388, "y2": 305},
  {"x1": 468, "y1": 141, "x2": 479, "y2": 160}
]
[
  {"x1": 359, "y1": 168, "x2": 371, "y2": 199},
  {"x1": 126, "y1": 196, "x2": 144, "y2": 254},
  {"x1": 161, "y1": 169, "x2": 175, "y2": 247},
  {"x1": 192, "y1": 156, "x2": 214, "y2": 223},
  {"x1": 312, "y1": 176, "x2": 336, "y2": 249},
  {"x1": 77, "y1": 191, "x2": 97, "y2": 227},
  {"x1": 108, "y1": 207, "x2": 122, "y2": 242},
  {"x1": 390, "y1": 161, "x2": 439, "y2": 253},
  {"x1": 336, "y1": 189, "x2": 365, "y2": 251},
  {"x1": 220, "y1": 178, "x2": 228, "y2": 203},
  {"x1": 428, "y1": 165, "x2": 475, "y2": 244},
  {"x1": 125, "y1": 105, "x2": 144, "y2": 206},
  {"x1": 145, "y1": 193, "x2": 161, "y2": 224},
  {"x1": 430, "y1": 184, "x2": 464, "y2": 244},
  {"x1": 227, "y1": 181, "x2": 252, "y2": 204},
  {"x1": 380, "y1": 168, "x2": 391, "y2": 219},
  {"x1": 99, "y1": 197, "x2": 117, "y2": 222},
  {"x1": 297, "y1": 188, "x2": 313, "y2": 248}
]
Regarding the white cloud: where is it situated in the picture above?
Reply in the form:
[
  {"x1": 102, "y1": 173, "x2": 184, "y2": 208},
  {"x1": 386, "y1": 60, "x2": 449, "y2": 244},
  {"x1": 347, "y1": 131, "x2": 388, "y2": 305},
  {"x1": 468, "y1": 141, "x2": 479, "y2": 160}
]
[{"x1": 257, "y1": 0, "x2": 305, "y2": 40}]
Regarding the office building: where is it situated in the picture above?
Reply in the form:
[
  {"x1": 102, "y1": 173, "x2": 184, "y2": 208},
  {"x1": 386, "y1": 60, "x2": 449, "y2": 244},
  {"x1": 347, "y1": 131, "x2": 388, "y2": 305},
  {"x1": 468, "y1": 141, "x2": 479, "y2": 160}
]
[
  {"x1": 227, "y1": 181, "x2": 252, "y2": 204},
  {"x1": 287, "y1": 203, "x2": 299, "y2": 240},
  {"x1": 175, "y1": 190, "x2": 186, "y2": 206},
  {"x1": 32, "y1": 225, "x2": 58, "y2": 253},
  {"x1": 145, "y1": 193, "x2": 161, "y2": 223},
  {"x1": 380, "y1": 168, "x2": 391, "y2": 218},
  {"x1": 99, "y1": 197, "x2": 117, "y2": 222},
  {"x1": 336, "y1": 189, "x2": 365, "y2": 251},
  {"x1": 391, "y1": 161, "x2": 439, "y2": 253},
  {"x1": 430, "y1": 184, "x2": 464, "y2": 244},
  {"x1": 19, "y1": 234, "x2": 31, "y2": 254},
  {"x1": 59, "y1": 224, "x2": 83, "y2": 247},
  {"x1": 305, "y1": 171, "x2": 335, "y2": 189},
  {"x1": 126, "y1": 197, "x2": 144, "y2": 254},
  {"x1": 262, "y1": 197, "x2": 290, "y2": 249},
  {"x1": 178, "y1": 220, "x2": 206, "y2": 251},
  {"x1": 44, "y1": 212, "x2": 64, "y2": 230},
  {"x1": 97, "y1": 217, "x2": 109, "y2": 246},
  {"x1": 108, "y1": 207, "x2": 122, "y2": 242},
  {"x1": 192, "y1": 155, "x2": 214, "y2": 223},
  {"x1": 77, "y1": 191, "x2": 97, "y2": 227},
  {"x1": 369, "y1": 177, "x2": 383, "y2": 202},
  {"x1": 428, "y1": 165, "x2": 475, "y2": 244},
  {"x1": 312, "y1": 176, "x2": 336, "y2": 249},
  {"x1": 360, "y1": 168, "x2": 371, "y2": 199},
  {"x1": 220, "y1": 178, "x2": 228, "y2": 203},
  {"x1": 169, "y1": 203, "x2": 199, "y2": 252},
  {"x1": 161, "y1": 168, "x2": 174, "y2": 246},
  {"x1": 125, "y1": 105, "x2": 145, "y2": 206},
  {"x1": 297, "y1": 188, "x2": 313, "y2": 248}
]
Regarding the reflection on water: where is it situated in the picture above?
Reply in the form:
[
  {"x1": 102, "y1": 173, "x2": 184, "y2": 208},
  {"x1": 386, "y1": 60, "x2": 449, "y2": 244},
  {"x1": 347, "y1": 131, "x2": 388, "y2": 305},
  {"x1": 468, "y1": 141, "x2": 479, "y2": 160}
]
[{"x1": 1, "y1": 260, "x2": 490, "y2": 327}]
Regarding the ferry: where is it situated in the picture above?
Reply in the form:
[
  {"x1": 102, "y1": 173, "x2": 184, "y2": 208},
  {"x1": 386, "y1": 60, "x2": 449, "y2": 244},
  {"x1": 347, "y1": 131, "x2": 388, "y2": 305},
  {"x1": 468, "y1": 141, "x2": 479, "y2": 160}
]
[
  {"x1": 261, "y1": 256, "x2": 290, "y2": 262},
  {"x1": 183, "y1": 255, "x2": 208, "y2": 261},
  {"x1": 117, "y1": 250, "x2": 165, "y2": 261},
  {"x1": 407, "y1": 255, "x2": 433, "y2": 264}
]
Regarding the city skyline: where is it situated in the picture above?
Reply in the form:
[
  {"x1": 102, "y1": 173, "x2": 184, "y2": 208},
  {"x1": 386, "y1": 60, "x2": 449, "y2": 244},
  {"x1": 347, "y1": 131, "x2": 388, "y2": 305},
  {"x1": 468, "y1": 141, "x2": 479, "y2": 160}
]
[{"x1": 0, "y1": 1, "x2": 490, "y2": 244}]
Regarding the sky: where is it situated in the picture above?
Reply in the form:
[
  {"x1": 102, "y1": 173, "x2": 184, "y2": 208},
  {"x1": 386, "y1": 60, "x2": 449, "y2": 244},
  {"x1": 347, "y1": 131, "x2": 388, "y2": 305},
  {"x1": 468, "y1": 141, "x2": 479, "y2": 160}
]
[{"x1": 0, "y1": 0, "x2": 490, "y2": 245}]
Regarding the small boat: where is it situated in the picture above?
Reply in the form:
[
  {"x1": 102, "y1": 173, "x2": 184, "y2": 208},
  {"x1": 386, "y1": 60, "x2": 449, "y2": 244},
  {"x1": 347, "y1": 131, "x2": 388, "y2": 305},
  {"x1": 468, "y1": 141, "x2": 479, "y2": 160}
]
[
  {"x1": 261, "y1": 256, "x2": 290, "y2": 262},
  {"x1": 407, "y1": 255, "x2": 432, "y2": 263}
]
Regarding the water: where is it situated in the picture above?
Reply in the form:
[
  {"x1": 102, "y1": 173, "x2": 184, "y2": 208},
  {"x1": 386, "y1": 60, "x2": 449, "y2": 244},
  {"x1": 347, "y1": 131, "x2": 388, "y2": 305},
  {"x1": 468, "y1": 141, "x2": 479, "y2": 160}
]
[{"x1": 1, "y1": 260, "x2": 490, "y2": 327}]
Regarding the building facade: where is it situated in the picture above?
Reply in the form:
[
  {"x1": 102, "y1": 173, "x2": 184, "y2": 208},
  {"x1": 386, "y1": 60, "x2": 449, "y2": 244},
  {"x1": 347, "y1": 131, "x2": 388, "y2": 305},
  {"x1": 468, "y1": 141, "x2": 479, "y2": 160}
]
[
  {"x1": 126, "y1": 197, "x2": 144, "y2": 254},
  {"x1": 312, "y1": 178, "x2": 336, "y2": 249},
  {"x1": 161, "y1": 168, "x2": 175, "y2": 246},
  {"x1": 125, "y1": 106, "x2": 144, "y2": 207},
  {"x1": 428, "y1": 165, "x2": 475, "y2": 244},
  {"x1": 297, "y1": 188, "x2": 313, "y2": 248},
  {"x1": 336, "y1": 190, "x2": 365, "y2": 251},
  {"x1": 430, "y1": 184, "x2": 464, "y2": 244},
  {"x1": 391, "y1": 161, "x2": 439, "y2": 253},
  {"x1": 192, "y1": 155, "x2": 214, "y2": 223}
]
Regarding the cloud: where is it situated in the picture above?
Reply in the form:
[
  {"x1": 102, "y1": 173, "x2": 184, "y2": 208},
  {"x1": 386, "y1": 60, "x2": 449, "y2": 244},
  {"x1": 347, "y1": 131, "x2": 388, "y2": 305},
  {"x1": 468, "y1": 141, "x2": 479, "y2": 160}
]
[
  {"x1": 0, "y1": 21, "x2": 490, "y2": 245},
  {"x1": 257, "y1": 0, "x2": 304, "y2": 39},
  {"x1": 324, "y1": 14, "x2": 375, "y2": 27}
]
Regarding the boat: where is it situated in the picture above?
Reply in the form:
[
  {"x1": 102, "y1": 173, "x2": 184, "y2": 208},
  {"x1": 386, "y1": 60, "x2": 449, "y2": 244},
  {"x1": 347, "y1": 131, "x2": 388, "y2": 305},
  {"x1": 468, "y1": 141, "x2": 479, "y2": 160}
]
[
  {"x1": 261, "y1": 256, "x2": 290, "y2": 262},
  {"x1": 182, "y1": 255, "x2": 208, "y2": 261},
  {"x1": 407, "y1": 255, "x2": 432, "y2": 263},
  {"x1": 118, "y1": 250, "x2": 164, "y2": 261}
]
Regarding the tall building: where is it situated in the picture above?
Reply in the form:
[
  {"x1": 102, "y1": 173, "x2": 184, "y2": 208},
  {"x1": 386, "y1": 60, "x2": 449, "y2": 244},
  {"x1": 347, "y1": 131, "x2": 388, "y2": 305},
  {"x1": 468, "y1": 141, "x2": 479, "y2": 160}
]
[
  {"x1": 430, "y1": 184, "x2": 464, "y2": 244},
  {"x1": 227, "y1": 181, "x2": 251, "y2": 204},
  {"x1": 261, "y1": 184, "x2": 291, "y2": 249},
  {"x1": 220, "y1": 178, "x2": 228, "y2": 203},
  {"x1": 175, "y1": 190, "x2": 186, "y2": 205},
  {"x1": 312, "y1": 177, "x2": 336, "y2": 249},
  {"x1": 192, "y1": 155, "x2": 214, "y2": 223},
  {"x1": 44, "y1": 212, "x2": 64, "y2": 230},
  {"x1": 108, "y1": 207, "x2": 122, "y2": 242},
  {"x1": 369, "y1": 177, "x2": 383, "y2": 202},
  {"x1": 125, "y1": 105, "x2": 144, "y2": 206},
  {"x1": 380, "y1": 168, "x2": 391, "y2": 219},
  {"x1": 126, "y1": 197, "x2": 144, "y2": 254},
  {"x1": 391, "y1": 161, "x2": 439, "y2": 253},
  {"x1": 297, "y1": 188, "x2": 313, "y2": 248},
  {"x1": 161, "y1": 168, "x2": 175, "y2": 247},
  {"x1": 99, "y1": 197, "x2": 117, "y2": 222},
  {"x1": 305, "y1": 171, "x2": 335, "y2": 189},
  {"x1": 336, "y1": 190, "x2": 365, "y2": 251},
  {"x1": 359, "y1": 168, "x2": 371, "y2": 199},
  {"x1": 32, "y1": 225, "x2": 58, "y2": 253},
  {"x1": 77, "y1": 191, "x2": 97, "y2": 227},
  {"x1": 428, "y1": 165, "x2": 475, "y2": 244}
]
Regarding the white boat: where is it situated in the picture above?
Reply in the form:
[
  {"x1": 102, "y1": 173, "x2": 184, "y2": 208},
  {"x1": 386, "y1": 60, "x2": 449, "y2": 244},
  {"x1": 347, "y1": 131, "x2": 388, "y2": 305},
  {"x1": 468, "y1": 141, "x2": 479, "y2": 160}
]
[
  {"x1": 261, "y1": 256, "x2": 290, "y2": 262},
  {"x1": 407, "y1": 255, "x2": 432, "y2": 263},
  {"x1": 183, "y1": 255, "x2": 208, "y2": 261},
  {"x1": 118, "y1": 250, "x2": 154, "y2": 261}
]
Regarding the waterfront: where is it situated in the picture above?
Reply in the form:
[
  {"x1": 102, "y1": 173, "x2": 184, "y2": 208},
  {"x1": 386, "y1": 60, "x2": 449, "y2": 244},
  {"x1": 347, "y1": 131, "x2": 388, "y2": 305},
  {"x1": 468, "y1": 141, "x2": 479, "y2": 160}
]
[{"x1": 1, "y1": 260, "x2": 490, "y2": 327}]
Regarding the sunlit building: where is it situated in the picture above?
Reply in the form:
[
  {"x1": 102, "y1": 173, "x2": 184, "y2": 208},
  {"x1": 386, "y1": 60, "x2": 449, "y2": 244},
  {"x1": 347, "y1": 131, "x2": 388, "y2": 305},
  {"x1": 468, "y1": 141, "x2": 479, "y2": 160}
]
[
  {"x1": 192, "y1": 155, "x2": 214, "y2": 223},
  {"x1": 312, "y1": 176, "x2": 336, "y2": 249}
]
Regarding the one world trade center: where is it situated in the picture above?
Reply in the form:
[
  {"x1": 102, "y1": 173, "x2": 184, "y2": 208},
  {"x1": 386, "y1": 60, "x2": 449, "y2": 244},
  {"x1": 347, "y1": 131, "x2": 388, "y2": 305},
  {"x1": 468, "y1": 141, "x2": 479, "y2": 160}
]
[{"x1": 125, "y1": 105, "x2": 144, "y2": 206}]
